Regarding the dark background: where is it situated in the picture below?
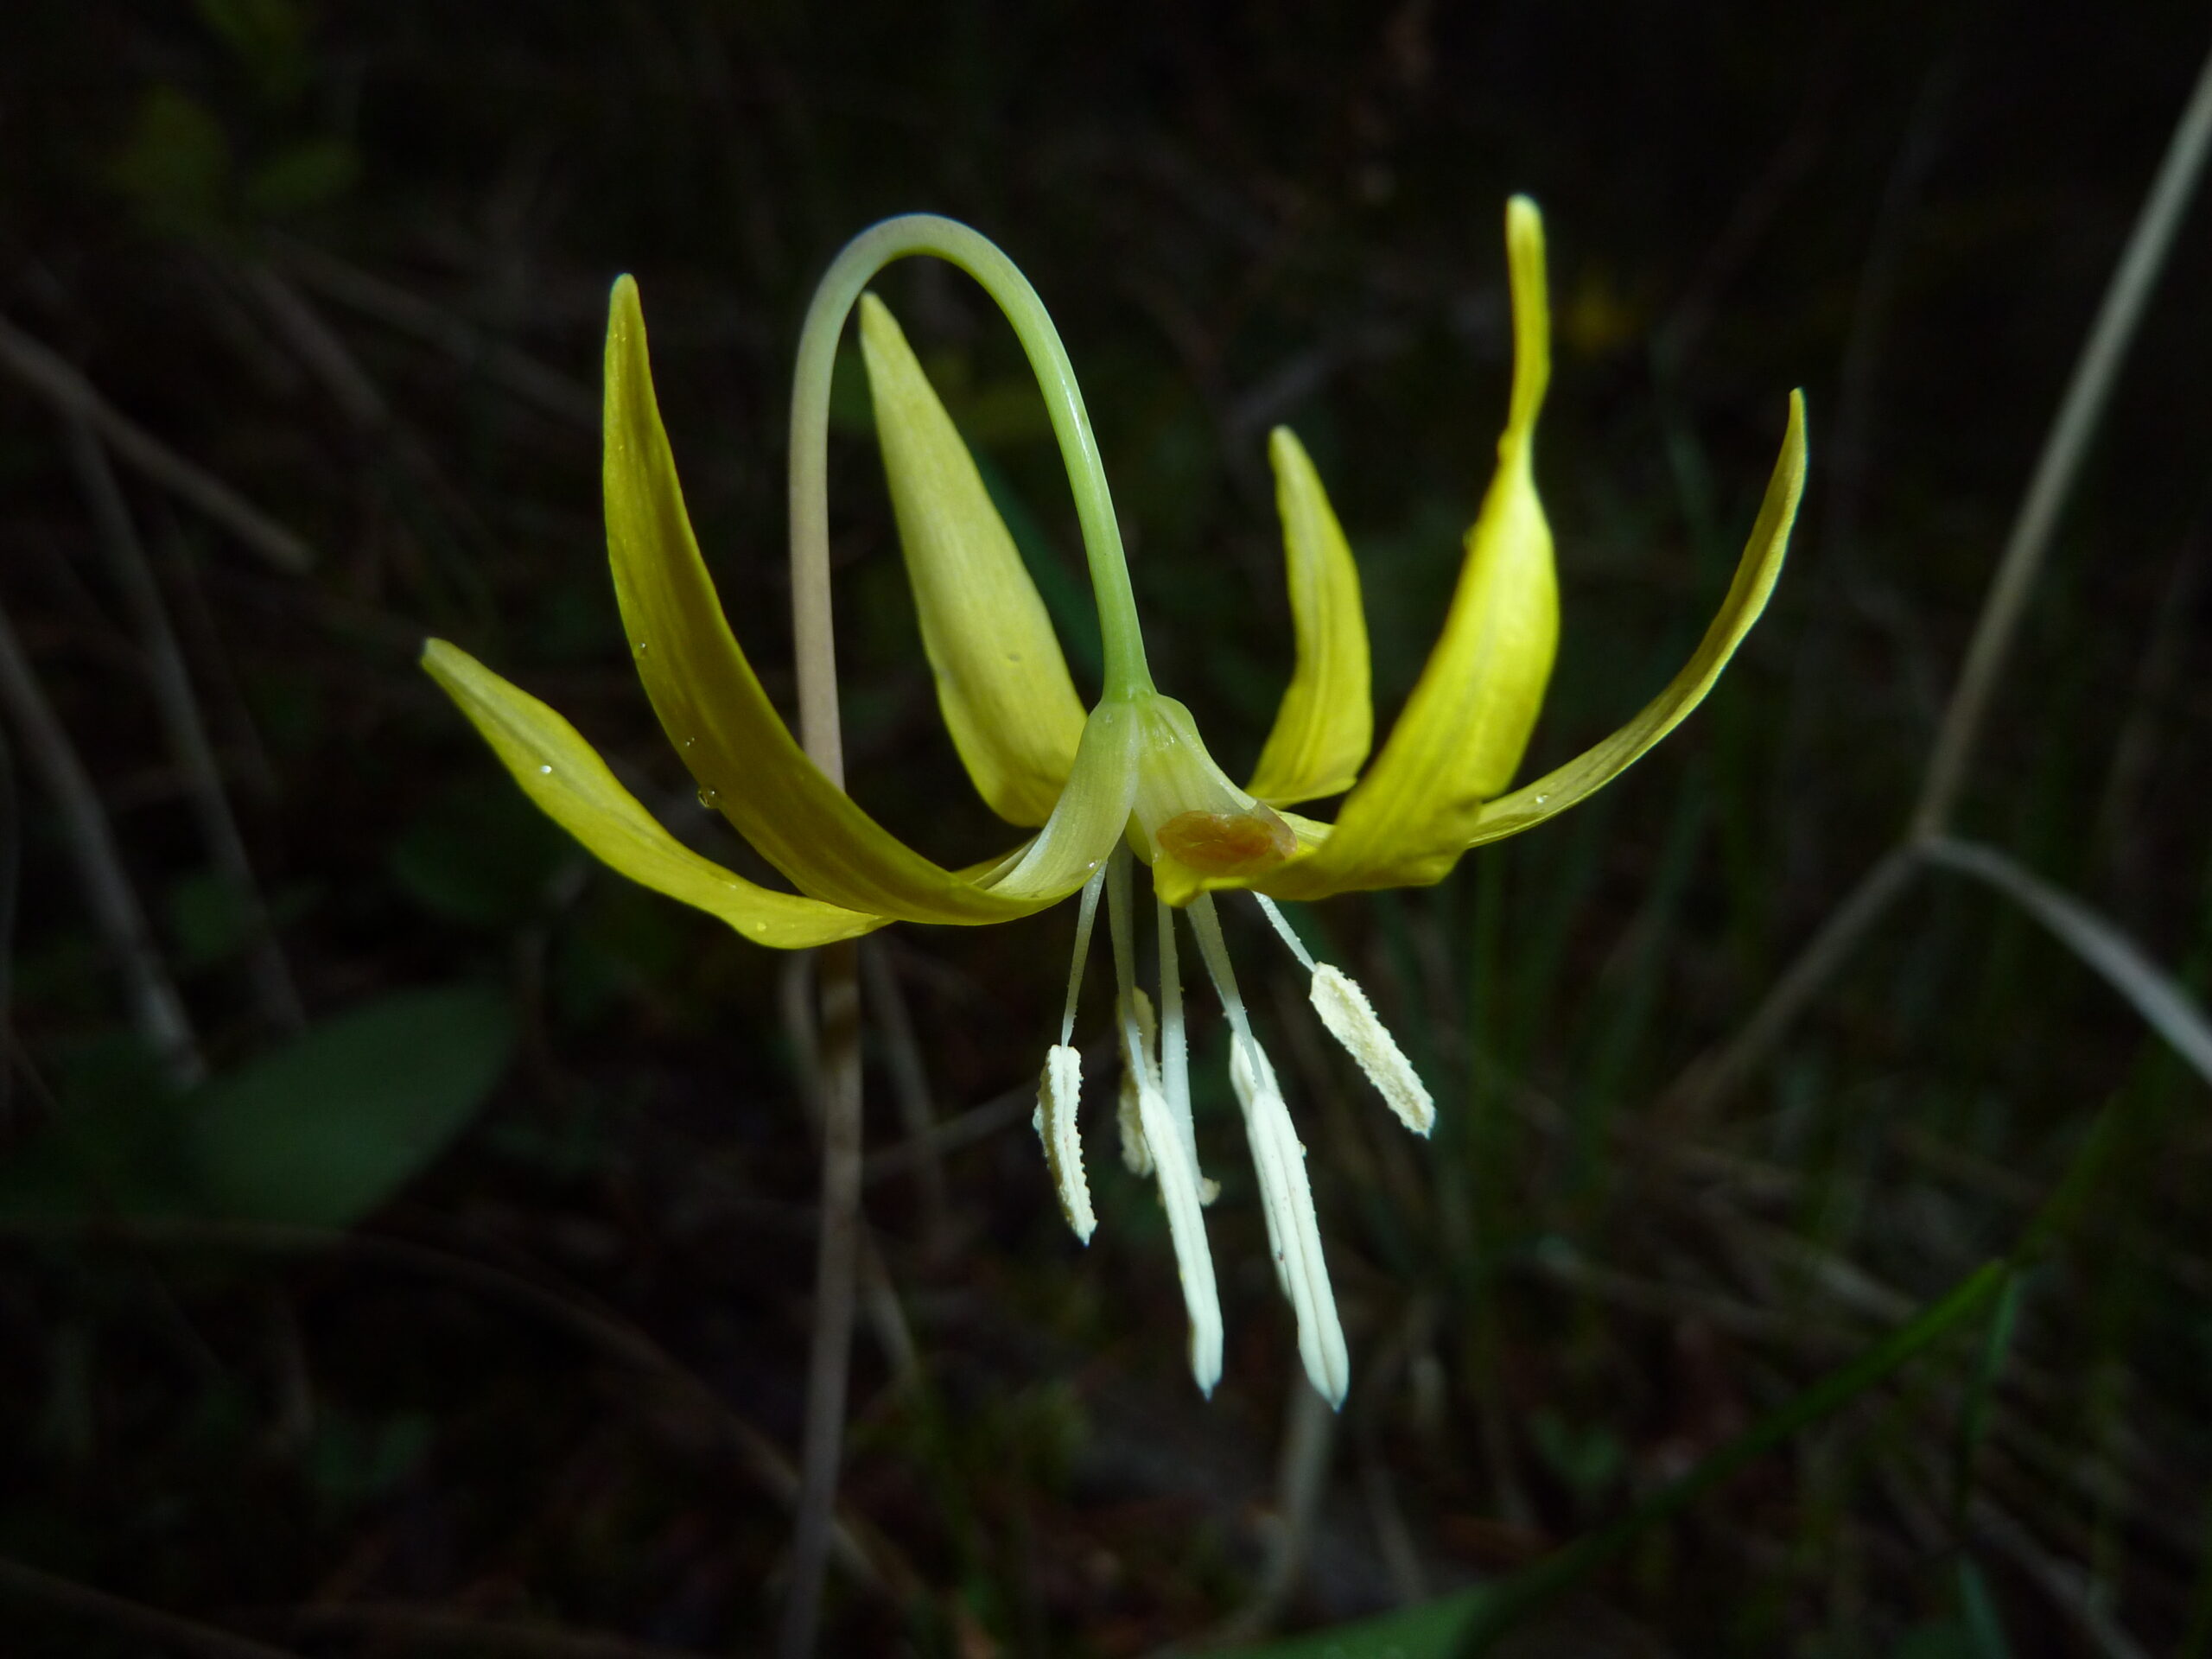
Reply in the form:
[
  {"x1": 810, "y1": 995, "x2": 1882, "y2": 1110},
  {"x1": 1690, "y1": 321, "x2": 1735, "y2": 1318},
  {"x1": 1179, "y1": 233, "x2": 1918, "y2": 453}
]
[{"x1": 3, "y1": 2, "x2": 2210, "y2": 1653}]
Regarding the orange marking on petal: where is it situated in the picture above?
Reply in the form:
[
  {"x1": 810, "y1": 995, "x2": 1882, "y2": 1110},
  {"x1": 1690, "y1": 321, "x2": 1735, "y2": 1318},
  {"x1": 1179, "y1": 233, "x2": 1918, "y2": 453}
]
[{"x1": 1157, "y1": 804, "x2": 1298, "y2": 876}]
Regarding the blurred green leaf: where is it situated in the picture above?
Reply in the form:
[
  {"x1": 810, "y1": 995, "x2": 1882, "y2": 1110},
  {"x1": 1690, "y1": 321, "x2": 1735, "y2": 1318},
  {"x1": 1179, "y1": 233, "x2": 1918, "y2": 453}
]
[
  {"x1": 1957, "y1": 1557, "x2": 2014, "y2": 1658},
  {"x1": 305, "y1": 1408, "x2": 434, "y2": 1512},
  {"x1": 549, "y1": 880, "x2": 686, "y2": 1025},
  {"x1": 0, "y1": 1034, "x2": 193, "y2": 1219},
  {"x1": 110, "y1": 86, "x2": 232, "y2": 238},
  {"x1": 1894, "y1": 1560, "x2": 2015, "y2": 1659},
  {"x1": 1530, "y1": 1408, "x2": 1628, "y2": 1501},
  {"x1": 1236, "y1": 1588, "x2": 1486, "y2": 1658},
  {"x1": 1898, "y1": 1623, "x2": 1982, "y2": 1659},
  {"x1": 0, "y1": 985, "x2": 518, "y2": 1228},
  {"x1": 186, "y1": 982, "x2": 514, "y2": 1227},
  {"x1": 166, "y1": 869, "x2": 253, "y2": 972},
  {"x1": 391, "y1": 774, "x2": 576, "y2": 929},
  {"x1": 195, "y1": 0, "x2": 310, "y2": 106},
  {"x1": 245, "y1": 138, "x2": 359, "y2": 218}
]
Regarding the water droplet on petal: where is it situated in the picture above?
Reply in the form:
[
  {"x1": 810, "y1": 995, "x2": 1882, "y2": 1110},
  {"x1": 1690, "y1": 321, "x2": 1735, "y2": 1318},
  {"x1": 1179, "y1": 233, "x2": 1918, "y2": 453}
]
[
  {"x1": 537, "y1": 764, "x2": 553, "y2": 775},
  {"x1": 696, "y1": 785, "x2": 721, "y2": 811}
]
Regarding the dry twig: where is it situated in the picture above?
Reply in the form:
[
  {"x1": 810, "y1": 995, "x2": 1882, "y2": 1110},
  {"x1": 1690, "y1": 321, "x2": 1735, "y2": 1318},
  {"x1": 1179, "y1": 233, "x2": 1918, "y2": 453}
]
[
  {"x1": 60, "y1": 416, "x2": 306, "y2": 1035},
  {"x1": 0, "y1": 315, "x2": 313, "y2": 575},
  {"x1": 1668, "y1": 38, "x2": 2212, "y2": 1115},
  {"x1": 0, "y1": 1552, "x2": 305, "y2": 1659},
  {"x1": 0, "y1": 594, "x2": 204, "y2": 1086}
]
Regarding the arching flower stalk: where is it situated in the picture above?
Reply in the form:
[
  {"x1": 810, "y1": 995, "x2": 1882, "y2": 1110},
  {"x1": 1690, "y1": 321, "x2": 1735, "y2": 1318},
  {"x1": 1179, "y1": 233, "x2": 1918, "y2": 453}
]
[{"x1": 423, "y1": 200, "x2": 1807, "y2": 1408}]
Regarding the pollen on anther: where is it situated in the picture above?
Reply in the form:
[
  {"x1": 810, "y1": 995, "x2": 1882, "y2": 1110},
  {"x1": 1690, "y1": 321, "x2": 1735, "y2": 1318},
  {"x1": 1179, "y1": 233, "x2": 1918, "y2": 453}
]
[{"x1": 1310, "y1": 965, "x2": 1434, "y2": 1135}]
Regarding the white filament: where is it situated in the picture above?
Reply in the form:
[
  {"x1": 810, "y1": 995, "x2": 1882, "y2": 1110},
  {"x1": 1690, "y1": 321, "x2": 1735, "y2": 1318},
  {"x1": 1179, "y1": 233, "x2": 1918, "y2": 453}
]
[
  {"x1": 1115, "y1": 986, "x2": 1157, "y2": 1177},
  {"x1": 1154, "y1": 893, "x2": 1197, "y2": 1170},
  {"x1": 1107, "y1": 849, "x2": 1222, "y2": 1395},
  {"x1": 1058, "y1": 864, "x2": 1106, "y2": 1046},
  {"x1": 1188, "y1": 894, "x2": 1351, "y2": 1408},
  {"x1": 1252, "y1": 893, "x2": 1318, "y2": 970}
]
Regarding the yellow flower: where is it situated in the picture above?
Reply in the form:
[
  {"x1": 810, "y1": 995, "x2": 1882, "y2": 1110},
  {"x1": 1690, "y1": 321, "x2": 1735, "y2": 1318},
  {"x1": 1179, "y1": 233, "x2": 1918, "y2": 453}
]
[{"x1": 423, "y1": 200, "x2": 1806, "y2": 1407}]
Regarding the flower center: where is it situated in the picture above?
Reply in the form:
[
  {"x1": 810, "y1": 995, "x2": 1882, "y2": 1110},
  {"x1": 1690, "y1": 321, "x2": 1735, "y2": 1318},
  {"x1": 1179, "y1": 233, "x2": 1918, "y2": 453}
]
[
  {"x1": 1125, "y1": 696, "x2": 1298, "y2": 881},
  {"x1": 1156, "y1": 806, "x2": 1297, "y2": 875}
]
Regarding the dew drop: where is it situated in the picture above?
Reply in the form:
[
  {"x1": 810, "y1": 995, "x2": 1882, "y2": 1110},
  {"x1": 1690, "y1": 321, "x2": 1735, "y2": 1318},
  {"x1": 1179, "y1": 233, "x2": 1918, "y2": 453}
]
[
  {"x1": 537, "y1": 764, "x2": 553, "y2": 776},
  {"x1": 697, "y1": 785, "x2": 722, "y2": 811},
  {"x1": 1534, "y1": 793, "x2": 1548, "y2": 804}
]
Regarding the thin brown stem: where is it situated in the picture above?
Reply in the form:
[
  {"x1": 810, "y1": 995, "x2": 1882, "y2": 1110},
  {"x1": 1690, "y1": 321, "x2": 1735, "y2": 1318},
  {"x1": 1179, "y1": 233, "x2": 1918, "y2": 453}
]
[
  {"x1": 1666, "y1": 32, "x2": 2212, "y2": 1116},
  {"x1": 2, "y1": 1213, "x2": 915, "y2": 1599},
  {"x1": 270, "y1": 235, "x2": 600, "y2": 431},
  {"x1": 272, "y1": 1601, "x2": 705, "y2": 1657},
  {"x1": 0, "y1": 1551, "x2": 306, "y2": 1659},
  {"x1": 1208, "y1": 1377, "x2": 1339, "y2": 1644},
  {"x1": 861, "y1": 1075, "x2": 1036, "y2": 1185},
  {"x1": 1913, "y1": 39, "x2": 2212, "y2": 839},
  {"x1": 0, "y1": 313, "x2": 312, "y2": 574},
  {"x1": 1922, "y1": 836, "x2": 2212, "y2": 1086},
  {"x1": 61, "y1": 416, "x2": 306, "y2": 1036},
  {"x1": 861, "y1": 940, "x2": 952, "y2": 1257},
  {"x1": 0, "y1": 592, "x2": 203, "y2": 1087},
  {"x1": 778, "y1": 939, "x2": 864, "y2": 1659},
  {"x1": 779, "y1": 294, "x2": 867, "y2": 1653},
  {"x1": 1663, "y1": 847, "x2": 1920, "y2": 1121}
]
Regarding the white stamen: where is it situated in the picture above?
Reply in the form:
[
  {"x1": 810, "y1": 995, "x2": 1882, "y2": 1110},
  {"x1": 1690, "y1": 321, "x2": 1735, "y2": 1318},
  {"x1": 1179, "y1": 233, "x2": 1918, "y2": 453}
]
[
  {"x1": 1116, "y1": 988, "x2": 1157, "y2": 1176},
  {"x1": 1229, "y1": 1035, "x2": 1349, "y2": 1408},
  {"x1": 1310, "y1": 964, "x2": 1434, "y2": 1135},
  {"x1": 1108, "y1": 849, "x2": 1223, "y2": 1395},
  {"x1": 1059, "y1": 865, "x2": 1107, "y2": 1046},
  {"x1": 1189, "y1": 895, "x2": 1351, "y2": 1408},
  {"x1": 1136, "y1": 1065, "x2": 1224, "y2": 1395},
  {"x1": 1033, "y1": 1044, "x2": 1094, "y2": 1243},
  {"x1": 1252, "y1": 893, "x2": 1318, "y2": 971}
]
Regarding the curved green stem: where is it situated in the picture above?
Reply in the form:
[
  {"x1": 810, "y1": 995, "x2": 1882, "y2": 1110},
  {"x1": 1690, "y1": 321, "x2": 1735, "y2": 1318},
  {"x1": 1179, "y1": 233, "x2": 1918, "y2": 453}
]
[{"x1": 787, "y1": 213, "x2": 1153, "y2": 778}]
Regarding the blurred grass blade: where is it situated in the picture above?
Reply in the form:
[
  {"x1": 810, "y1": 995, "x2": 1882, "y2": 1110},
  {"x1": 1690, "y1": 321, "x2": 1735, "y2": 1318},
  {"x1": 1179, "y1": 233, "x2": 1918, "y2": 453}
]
[
  {"x1": 1237, "y1": 1262, "x2": 2006, "y2": 1658},
  {"x1": 1233, "y1": 1588, "x2": 1488, "y2": 1659},
  {"x1": 1451, "y1": 1259, "x2": 2008, "y2": 1653},
  {"x1": 1951, "y1": 1268, "x2": 2024, "y2": 1527},
  {"x1": 2016, "y1": 1100, "x2": 2125, "y2": 1263},
  {"x1": 1913, "y1": 38, "x2": 2212, "y2": 836},
  {"x1": 1923, "y1": 836, "x2": 2212, "y2": 1086},
  {"x1": 2183, "y1": 1493, "x2": 2212, "y2": 1658},
  {"x1": 1959, "y1": 1556, "x2": 2016, "y2": 1659}
]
